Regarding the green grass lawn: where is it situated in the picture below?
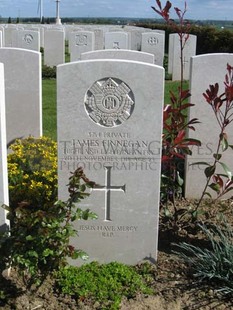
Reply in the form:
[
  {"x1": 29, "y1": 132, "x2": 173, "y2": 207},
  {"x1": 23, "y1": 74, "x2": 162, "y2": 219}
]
[
  {"x1": 42, "y1": 79, "x2": 189, "y2": 141},
  {"x1": 42, "y1": 79, "x2": 57, "y2": 141}
]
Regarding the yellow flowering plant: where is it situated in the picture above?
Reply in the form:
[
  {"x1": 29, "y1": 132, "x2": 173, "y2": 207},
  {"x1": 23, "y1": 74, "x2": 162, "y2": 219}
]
[
  {"x1": 1, "y1": 137, "x2": 97, "y2": 287},
  {"x1": 7, "y1": 136, "x2": 58, "y2": 210}
]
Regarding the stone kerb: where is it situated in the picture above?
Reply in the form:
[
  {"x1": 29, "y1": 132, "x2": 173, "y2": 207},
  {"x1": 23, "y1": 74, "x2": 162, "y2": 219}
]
[
  {"x1": 185, "y1": 53, "x2": 233, "y2": 199},
  {"x1": 0, "y1": 63, "x2": 10, "y2": 232},
  {"x1": 0, "y1": 48, "x2": 42, "y2": 145},
  {"x1": 57, "y1": 59, "x2": 164, "y2": 265},
  {"x1": 80, "y1": 49, "x2": 154, "y2": 63}
]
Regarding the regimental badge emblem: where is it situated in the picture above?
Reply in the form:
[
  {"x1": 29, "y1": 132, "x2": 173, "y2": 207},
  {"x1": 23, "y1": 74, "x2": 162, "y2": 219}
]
[
  {"x1": 75, "y1": 34, "x2": 87, "y2": 46},
  {"x1": 24, "y1": 34, "x2": 33, "y2": 44},
  {"x1": 84, "y1": 77, "x2": 135, "y2": 127},
  {"x1": 147, "y1": 37, "x2": 159, "y2": 45}
]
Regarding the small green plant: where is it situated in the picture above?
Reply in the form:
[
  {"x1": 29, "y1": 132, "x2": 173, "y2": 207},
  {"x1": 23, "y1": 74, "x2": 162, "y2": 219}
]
[
  {"x1": 0, "y1": 290, "x2": 6, "y2": 302},
  {"x1": 56, "y1": 261, "x2": 154, "y2": 310},
  {"x1": 173, "y1": 221, "x2": 233, "y2": 296},
  {"x1": 8, "y1": 136, "x2": 58, "y2": 210},
  {"x1": 0, "y1": 167, "x2": 97, "y2": 288}
]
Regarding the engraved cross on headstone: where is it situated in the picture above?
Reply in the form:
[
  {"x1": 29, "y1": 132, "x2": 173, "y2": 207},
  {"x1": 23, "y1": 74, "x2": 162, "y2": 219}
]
[{"x1": 92, "y1": 166, "x2": 126, "y2": 221}]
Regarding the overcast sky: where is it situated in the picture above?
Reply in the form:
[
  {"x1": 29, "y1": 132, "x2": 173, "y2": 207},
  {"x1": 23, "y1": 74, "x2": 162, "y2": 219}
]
[{"x1": 0, "y1": 0, "x2": 232, "y2": 20}]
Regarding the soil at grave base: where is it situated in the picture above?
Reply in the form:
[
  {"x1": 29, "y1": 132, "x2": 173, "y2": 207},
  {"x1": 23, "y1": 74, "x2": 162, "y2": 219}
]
[{"x1": 1, "y1": 199, "x2": 233, "y2": 310}]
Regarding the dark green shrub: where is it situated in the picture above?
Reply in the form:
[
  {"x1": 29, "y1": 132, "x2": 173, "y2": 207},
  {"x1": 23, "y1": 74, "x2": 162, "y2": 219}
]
[
  {"x1": 42, "y1": 65, "x2": 56, "y2": 79},
  {"x1": 56, "y1": 261, "x2": 154, "y2": 309}
]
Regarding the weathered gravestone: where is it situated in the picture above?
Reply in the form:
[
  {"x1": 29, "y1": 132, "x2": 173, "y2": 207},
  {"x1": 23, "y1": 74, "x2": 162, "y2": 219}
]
[
  {"x1": 105, "y1": 32, "x2": 129, "y2": 50},
  {"x1": 124, "y1": 28, "x2": 142, "y2": 51},
  {"x1": 141, "y1": 32, "x2": 165, "y2": 66},
  {"x1": 67, "y1": 28, "x2": 83, "y2": 53},
  {"x1": 93, "y1": 29, "x2": 104, "y2": 51},
  {"x1": 0, "y1": 63, "x2": 9, "y2": 232},
  {"x1": 81, "y1": 49, "x2": 154, "y2": 63},
  {"x1": 57, "y1": 59, "x2": 164, "y2": 264},
  {"x1": 44, "y1": 30, "x2": 65, "y2": 67},
  {"x1": 70, "y1": 31, "x2": 95, "y2": 62},
  {"x1": 85, "y1": 28, "x2": 104, "y2": 51},
  {"x1": 4, "y1": 25, "x2": 17, "y2": 47},
  {"x1": 185, "y1": 53, "x2": 233, "y2": 199},
  {"x1": 15, "y1": 30, "x2": 40, "y2": 52},
  {"x1": 0, "y1": 48, "x2": 42, "y2": 145}
]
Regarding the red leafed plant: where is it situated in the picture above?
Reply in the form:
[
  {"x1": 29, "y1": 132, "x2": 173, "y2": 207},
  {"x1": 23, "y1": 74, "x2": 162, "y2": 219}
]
[
  {"x1": 161, "y1": 86, "x2": 200, "y2": 214},
  {"x1": 152, "y1": 1, "x2": 200, "y2": 216},
  {"x1": 195, "y1": 64, "x2": 233, "y2": 209}
]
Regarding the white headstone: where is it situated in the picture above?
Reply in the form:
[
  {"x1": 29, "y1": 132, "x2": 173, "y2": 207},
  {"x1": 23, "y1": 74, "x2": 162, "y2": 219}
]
[
  {"x1": 0, "y1": 26, "x2": 5, "y2": 46},
  {"x1": 171, "y1": 34, "x2": 197, "y2": 81},
  {"x1": 67, "y1": 28, "x2": 83, "y2": 52},
  {"x1": 126, "y1": 29, "x2": 142, "y2": 51},
  {"x1": 4, "y1": 25, "x2": 17, "y2": 47},
  {"x1": 39, "y1": 27, "x2": 45, "y2": 48},
  {"x1": 15, "y1": 30, "x2": 40, "y2": 51},
  {"x1": 84, "y1": 27, "x2": 104, "y2": 51},
  {"x1": 105, "y1": 32, "x2": 129, "y2": 50},
  {"x1": 168, "y1": 33, "x2": 176, "y2": 75},
  {"x1": 0, "y1": 32, "x2": 2, "y2": 48},
  {"x1": 44, "y1": 30, "x2": 65, "y2": 67},
  {"x1": 0, "y1": 48, "x2": 42, "y2": 145},
  {"x1": 81, "y1": 49, "x2": 154, "y2": 64},
  {"x1": 93, "y1": 29, "x2": 104, "y2": 50},
  {"x1": 141, "y1": 32, "x2": 165, "y2": 66},
  {"x1": 70, "y1": 31, "x2": 95, "y2": 62},
  {"x1": 57, "y1": 59, "x2": 164, "y2": 265},
  {"x1": 185, "y1": 53, "x2": 233, "y2": 199},
  {"x1": 0, "y1": 63, "x2": 9, "y2": 232}
]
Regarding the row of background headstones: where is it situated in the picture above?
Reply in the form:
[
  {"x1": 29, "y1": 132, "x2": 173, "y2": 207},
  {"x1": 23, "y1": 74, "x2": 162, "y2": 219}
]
[
  {"x1": 0, "y1": 24, "x2": 165, "y2": 66},
  {"x1": 0, "y1": 24, "x2": 197, "y2": 80},
  {"x1": 0, "y1": 40, "x2": 232, "y2": 261}
]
